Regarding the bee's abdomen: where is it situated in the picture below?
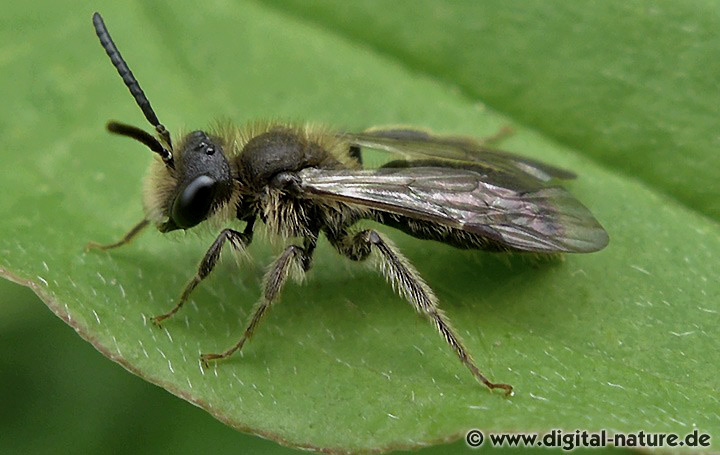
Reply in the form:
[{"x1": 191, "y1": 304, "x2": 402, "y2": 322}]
[{"x1": 375, "y1": 212, "x2": 511, "y2": 252}]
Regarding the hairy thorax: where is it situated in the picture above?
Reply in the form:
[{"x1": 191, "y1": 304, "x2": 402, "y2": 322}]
[{"x1": 259, "y1": 188, "x2": 317, "y2": 239}]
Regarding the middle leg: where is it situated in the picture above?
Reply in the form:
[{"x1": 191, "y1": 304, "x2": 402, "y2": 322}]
[{"x1": 200, "y1": 235, "x2": 317, "y2": 366}]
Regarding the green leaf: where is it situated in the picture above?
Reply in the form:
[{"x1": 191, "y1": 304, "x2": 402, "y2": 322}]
[
  {"x1": 1, "y1": 1, "x2": 717, "y2": 453},
  {"x1": 0, "y1": 279, "x2": 635, "y2": 455}
]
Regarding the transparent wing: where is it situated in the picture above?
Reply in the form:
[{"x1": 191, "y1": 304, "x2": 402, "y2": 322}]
[
  {"x1": 340, "y1": 127, "x2": 576, "y2": 182},
  {"x1": 299, "y1": 166, "x2": 608, "y2": 253}
]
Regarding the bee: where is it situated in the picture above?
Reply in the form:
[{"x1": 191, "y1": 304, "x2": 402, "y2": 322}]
[{"x1": 87, "y1": 12, "x2": 608, "y2": 396}]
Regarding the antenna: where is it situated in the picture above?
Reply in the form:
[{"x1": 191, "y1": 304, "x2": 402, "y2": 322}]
[
  {"x1": 106, "y1": 121, "x2": 173, "y2": 166},
  {"x1": 92, "y1": 12, "x2": 173, "y2": 155}
]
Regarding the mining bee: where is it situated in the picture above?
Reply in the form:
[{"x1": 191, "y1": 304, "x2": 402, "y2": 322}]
[{"x1": 87, "y1": 13, "x2": 608, "y2": 396}]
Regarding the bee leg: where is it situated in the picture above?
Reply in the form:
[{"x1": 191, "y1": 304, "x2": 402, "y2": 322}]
[
  {"x1": 85, "y1": 219, "x2": 149, "y2": 252},
  {"x1": 348, "y1": 145, "x2": 363, "y2": 166},
  {"x1": 479, "y1": 125, "x2": 514, "y2": 146},
  {"x1": 333, "y1": 228, "x2": 513, "y2": 396},
  {"x1": 152, "y1": 223, "x2": 254, "y2": 326},
  {"x1": 200, "y1": 235, "x2": 316, "y2": 366}
]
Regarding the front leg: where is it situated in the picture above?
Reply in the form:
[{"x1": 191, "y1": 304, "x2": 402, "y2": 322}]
[
  {"x1": 200, "y1": 234, "x2": 317, "y2": 365},
  {"x1": 152, "y1": 219, "x2": 255, "y2": 325},
  {"x1": 85, "y1": 219, "x2": 149, "y2": 251}
]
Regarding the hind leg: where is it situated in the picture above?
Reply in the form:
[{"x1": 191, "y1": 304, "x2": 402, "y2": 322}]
[{"x1": 328, "y1": 228, "x2": 512, "y2": 395}]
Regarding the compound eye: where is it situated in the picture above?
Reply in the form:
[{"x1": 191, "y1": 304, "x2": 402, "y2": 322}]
[{"x1": 171, "y1": 175, "x2": 216, "y2": 229}]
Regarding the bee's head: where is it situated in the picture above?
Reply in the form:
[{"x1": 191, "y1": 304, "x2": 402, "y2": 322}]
[
  {"x1": 146, "y1": 130, "x2": 233, "y2": 232},
  {"x1": 93, "y1": 13, "x2": 235, "y2": 232},
  {"x1": 104, "y1": 123, "x2": 235, "y2": 232}
]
